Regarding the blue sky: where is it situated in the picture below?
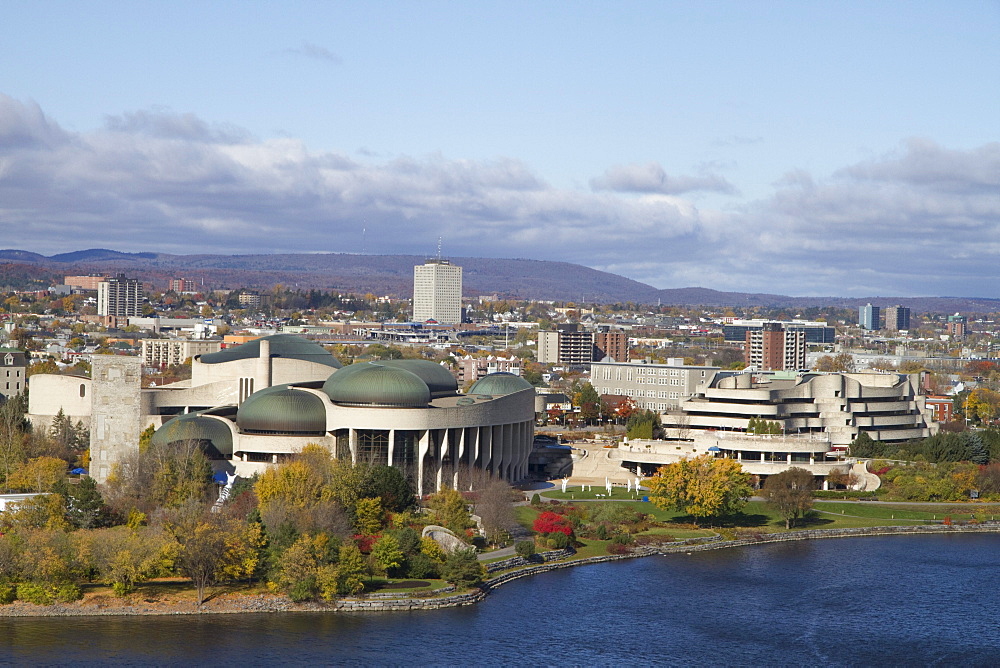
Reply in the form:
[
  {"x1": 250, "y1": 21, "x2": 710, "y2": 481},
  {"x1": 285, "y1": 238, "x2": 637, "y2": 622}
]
[{"x1": 1, "y1": 1, "x2": 997, "y2": 297}]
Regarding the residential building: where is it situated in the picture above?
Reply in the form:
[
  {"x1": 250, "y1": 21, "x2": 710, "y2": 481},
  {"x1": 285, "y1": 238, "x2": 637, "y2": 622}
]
[
  {"x1": 536, "y1": 324, "x2": 594, "y2": 366},
  {"x1": 924, "y1": 395, "x2": 954, "y2": 423},
  {"x1": 946, "y1": 314, "x2": 967, "y2": 338},
  {"x1": 0, "y1": 347, "x2": 26, "y2": 400},
  {"x1": 723, "y1": 319, "x2": 836, "y2": 345},
  {"x1": 590, "y1": 358, "x2": 719, "y2": 411},
  {"x1": 412, "y1": 259, "x2": 463, "y2": 324},
  {"x1": 169, "y1": 278, "x2": 197, "y2": 293},
  {"x1": 744, "y1": 322, "x2": 806, "y2": 371},
  {"x1": 64, "y1": 275, "x2": 108, "y2": 291},
  {"x1": 883, "y1": 305, "x2": 911, "y2": 332},
  {"x1": 456, "y1": 355, "x2": 522, "y2": 384},
  {"x1": 97, "y1": 274, "x2": 143, "y2": 318},
  {"x1": 238, "y1": 293, "x2": 263, "y2": 308},
  {"x1": 859, "y1": 304, "x2": 881, "y2": 330},
  {"x1": 140, "y1": 339, "x2": 224, "y2": 368},
  {"x1": 594, "y1": 329, "x2": 629, "y2": 362}
]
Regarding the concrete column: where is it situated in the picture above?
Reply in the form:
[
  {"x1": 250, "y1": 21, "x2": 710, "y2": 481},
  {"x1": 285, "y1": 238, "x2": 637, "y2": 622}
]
[
  {"x1": 417, "y1": 430, "x2": 431, "y2": 497},
  {"x1": 387, "y1": 428, "x2": 395, "y2": 467},
  {"x1": 255, "y1": 338, "x2": 272, "y2": 391},
  {"x1": 349, "y1": 429, "x2": 358, "y2": 464}
]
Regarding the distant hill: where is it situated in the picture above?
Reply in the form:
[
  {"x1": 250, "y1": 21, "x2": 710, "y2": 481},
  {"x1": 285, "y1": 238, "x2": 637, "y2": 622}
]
[{"x1": 2, "y1": 248, "x2": 999, "y2": 312}]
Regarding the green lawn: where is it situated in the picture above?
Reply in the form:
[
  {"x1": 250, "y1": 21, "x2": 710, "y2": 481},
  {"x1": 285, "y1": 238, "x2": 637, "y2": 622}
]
[
  {"x1": 813, "y1": 501, "x2": 1000, "y2": 523},
  {"x1": 540, "y1": 486, "x2": 648, "y2": 502}
]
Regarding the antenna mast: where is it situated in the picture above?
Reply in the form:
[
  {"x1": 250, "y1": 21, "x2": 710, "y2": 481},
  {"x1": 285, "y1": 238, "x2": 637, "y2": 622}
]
[{"x1": 437, "y1": 236, "x2": 442, "y2": 261}]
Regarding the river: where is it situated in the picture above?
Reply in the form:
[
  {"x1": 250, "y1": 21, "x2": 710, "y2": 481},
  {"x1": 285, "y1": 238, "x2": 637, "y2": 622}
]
[{"x1": 3, "y1": 534, "x2": 998, "y2": 666}]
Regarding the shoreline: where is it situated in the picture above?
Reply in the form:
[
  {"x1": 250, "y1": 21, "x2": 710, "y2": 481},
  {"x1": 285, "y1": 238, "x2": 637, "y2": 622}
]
[{"x1": 3, "y1": 523, "x2": 999, "y2": 619}]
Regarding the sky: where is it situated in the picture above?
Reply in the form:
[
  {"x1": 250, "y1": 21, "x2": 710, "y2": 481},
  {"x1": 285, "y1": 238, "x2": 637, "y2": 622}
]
[{"x1": 0, "y1": 1, "x2": 998, "y2": 297}]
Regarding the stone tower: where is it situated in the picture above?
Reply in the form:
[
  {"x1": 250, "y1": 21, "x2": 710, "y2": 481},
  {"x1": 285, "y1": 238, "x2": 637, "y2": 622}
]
[{"x1": 89, "y1": 355, "x2": 142, "y2": 484}]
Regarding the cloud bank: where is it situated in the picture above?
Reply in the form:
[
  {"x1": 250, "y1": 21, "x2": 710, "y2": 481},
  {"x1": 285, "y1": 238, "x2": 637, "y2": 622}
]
[{"x1": 0, "y1": 94, "x2": 997, "y2": 297}]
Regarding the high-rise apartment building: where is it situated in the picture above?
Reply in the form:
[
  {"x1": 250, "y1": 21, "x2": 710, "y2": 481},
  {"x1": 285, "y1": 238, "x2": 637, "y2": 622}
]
[
  {"x1": 947, "y1": 313, "x2": 967, "y2": 338},
  {"x1": 883, "y1": 305, "x2": 911, "y2": 332},
  {"x1": 594, "y1": 329, "x2": 629, "y2": 362},
  {"x1": 536, "y1": 324, "x2": 595, "y2": 365},
  {"x1": 412, "y1": 260, "x2": 462, "y2": 324},
  {"x1": 859, "y1": 304, "x2": 881, "y2": 330},
  {"x1": 97, "y1": 274, "x2": 143, "y2": 318},
  {"x1": 744, "y1": 322, "x2": 806, "y2": 371}
]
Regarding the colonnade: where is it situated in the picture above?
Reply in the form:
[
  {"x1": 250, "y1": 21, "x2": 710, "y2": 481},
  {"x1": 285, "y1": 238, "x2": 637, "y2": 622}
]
[{"x1": 343, "y1": 420, "x2": 534, "y2": 495}]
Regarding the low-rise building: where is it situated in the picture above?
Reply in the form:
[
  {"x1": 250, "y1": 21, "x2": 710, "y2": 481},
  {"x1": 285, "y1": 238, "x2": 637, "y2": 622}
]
[{"x1": 590, "y1": 358, "x2": 719, "y2": 411}]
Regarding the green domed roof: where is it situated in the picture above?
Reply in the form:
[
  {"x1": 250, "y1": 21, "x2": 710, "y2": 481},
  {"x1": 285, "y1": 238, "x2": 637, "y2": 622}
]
[
  {"x1": 198, "y1": 334, "x2": 342, "y2": 369},
  {"x1": 379, "y1": 359, "x2": 458, "y2": 397},
  {"x1": 323, "y1": 362, "x2": 430, "y2": 407},
  {"x1": 468, "y1": 372, "x2": 533, "y2": 397},
  {"x1": 237, "y1": 385, "x2": 327, "y2": 434},
  {"x1": 151, "y1": 413, "x2": 234, "y2": 457}
]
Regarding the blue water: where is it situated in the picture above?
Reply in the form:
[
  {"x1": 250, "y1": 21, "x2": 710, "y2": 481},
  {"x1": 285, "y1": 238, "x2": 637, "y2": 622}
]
[{"x1": 2, "y1": 534, "x2": 998, "y2": 666}]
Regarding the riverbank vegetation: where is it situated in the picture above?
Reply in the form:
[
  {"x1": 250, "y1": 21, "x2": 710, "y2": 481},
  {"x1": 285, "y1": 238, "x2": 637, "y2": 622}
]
[{"x1": 0, "y1": 442, "x2": 517, "y2": 608}]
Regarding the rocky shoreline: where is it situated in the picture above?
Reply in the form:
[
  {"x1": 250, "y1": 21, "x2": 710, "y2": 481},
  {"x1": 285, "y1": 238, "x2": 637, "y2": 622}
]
[{"x1": 4, "y1": 523, "x2": 998, "y2": 618}]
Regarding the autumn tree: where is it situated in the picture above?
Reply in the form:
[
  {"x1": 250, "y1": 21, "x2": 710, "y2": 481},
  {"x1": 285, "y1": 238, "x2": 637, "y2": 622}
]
[
  {"x1": 965, "y1": 388, "x2": 1000, "y2": 424},
  {"x1": 762, "y1": 467, "x2": 815, "y2": 529},
  {"x1": 84, "y1": 525, "x2": 175, "y2": 596},
  {"x1": 646, "y1": 455, "x2": 752, "y2": 525},
  {"x1": 426, "y1": 487, "x2": 473, "y2": 535},
  {"x1": 159, "y1": 501, "x2": 262, "y2": 605},
  {"x1": 472, "y1": 475, "x2": 515, "y2": 546}
]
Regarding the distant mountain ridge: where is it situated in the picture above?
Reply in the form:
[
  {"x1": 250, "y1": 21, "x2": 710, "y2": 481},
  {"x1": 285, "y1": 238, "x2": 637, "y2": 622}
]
[{"x1": 2, "y1": 248, "x2": 999, "y2": 312}]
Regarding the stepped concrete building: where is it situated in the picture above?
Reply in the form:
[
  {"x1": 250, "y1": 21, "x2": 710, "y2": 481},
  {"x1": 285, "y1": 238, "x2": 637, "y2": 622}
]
[{"x1": 29, "y1": 335, "x2": 533, "y2": 493}]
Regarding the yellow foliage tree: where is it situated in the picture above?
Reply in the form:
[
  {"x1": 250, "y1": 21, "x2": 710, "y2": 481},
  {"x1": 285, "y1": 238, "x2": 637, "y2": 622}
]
[
  {"x1": 6, "y1": 456, "x2": 67, "y2": 493},
  {"x1": 646, "y1": 455, "x2": 752, "y2": 525}
]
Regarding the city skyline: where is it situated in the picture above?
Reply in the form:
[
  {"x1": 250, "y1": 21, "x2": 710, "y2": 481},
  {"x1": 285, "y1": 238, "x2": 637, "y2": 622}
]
[{"x1": 0, "y1": 2, "x2": 997, "y2": 298}]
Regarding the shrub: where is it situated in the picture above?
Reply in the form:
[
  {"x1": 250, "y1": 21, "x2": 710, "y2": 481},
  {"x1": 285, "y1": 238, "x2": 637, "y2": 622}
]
[
  {"x1": 16, "y1": 582, "x2": 52, "y2": 606},
  {"x1": 607, "y1": 542, "x2": 630, "y2": 555},
  {"x1": 547, "y1": 532, "x2": 569, "y2": 549},
  {"x1": 530, "y1": 494, "x2": 541, "y2": 506},
  {"x1": 53, "y1": 583, "x2": 82, "y2": 603},
  {"x1": 611, "y1": 533, "x2": 634, "y2": 546},
  {"x1": 594, "y1": 524, "x2": 609, "y2": 540},
  {"x1": 533, "y1": 511, "x2": 573, "y2": 536},
  {"x1": 0, "y1": 583, "x2": 15, "y2": 604},
  {"x1": 514, "y1": 540, "x2": 536, "y2": 558},
  {"x1": 406, "y1": 552, "x2": 438, "y2": 579}
]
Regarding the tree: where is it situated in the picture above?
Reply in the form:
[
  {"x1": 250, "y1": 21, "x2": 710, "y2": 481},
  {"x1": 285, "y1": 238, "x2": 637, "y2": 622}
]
[
  {"x1": 473, "y1": 476, "x2": 515, "y2": 546},
  {"x1": 274, "y1": 533, "x2": 325, "y2": 601},
  {"x1": 358, "y1": 464, "x2": 414, "y2": 513},
  {"x1": 965, "y1": 388, "x2": 1000, "y2": 424},
  {"x1": 6, "y1": 456, "x2": 66, "y2": 493},
  {"x1": 440, "y1": 547, "x2": 485, "y2": 588},
  {"x1": 370, "y1": 534, "x2": 404, "y2": 576},
  {"x1": 160, "y1": 501, "x2": 262, "y2": 605},
  {"x1": 336, "y1": 542, "x2": 367, "y2": 595},
  {"x1": 85, "y1": 525, "x2": 174, "y2": 596},
  {"x1": 646, "y1": 455, "x2": 752, "y2": 525},
  {"x1": 354, "y1": 496, "x2": 384, "y2": 536},
  {"x1": 626, "y1": 409, "x2": 662, "y2": 440},
  {"x1": 762, "y1": 467, "x2": 815, "y2": 529},
  {"x1": 427, "y1": 487, "x2": 473, "y2": 535}
]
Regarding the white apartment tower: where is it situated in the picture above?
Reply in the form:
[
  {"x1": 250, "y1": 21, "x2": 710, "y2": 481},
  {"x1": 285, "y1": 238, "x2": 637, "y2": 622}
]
[
  {"x1": 97, "y1": 274, "x2": 143, "y2": 318},
  {"x1": 413, "y1": 259, "x2": 462, "y2": 324}
]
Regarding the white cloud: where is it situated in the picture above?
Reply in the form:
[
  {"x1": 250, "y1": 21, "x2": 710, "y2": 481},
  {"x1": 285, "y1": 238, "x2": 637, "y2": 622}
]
[
  {"x1": 590, "y1": 162, "x2": 737, "y2": 195},
  {"x1": 0, "y1": 95, "x2": 996, "y2": 298}
]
